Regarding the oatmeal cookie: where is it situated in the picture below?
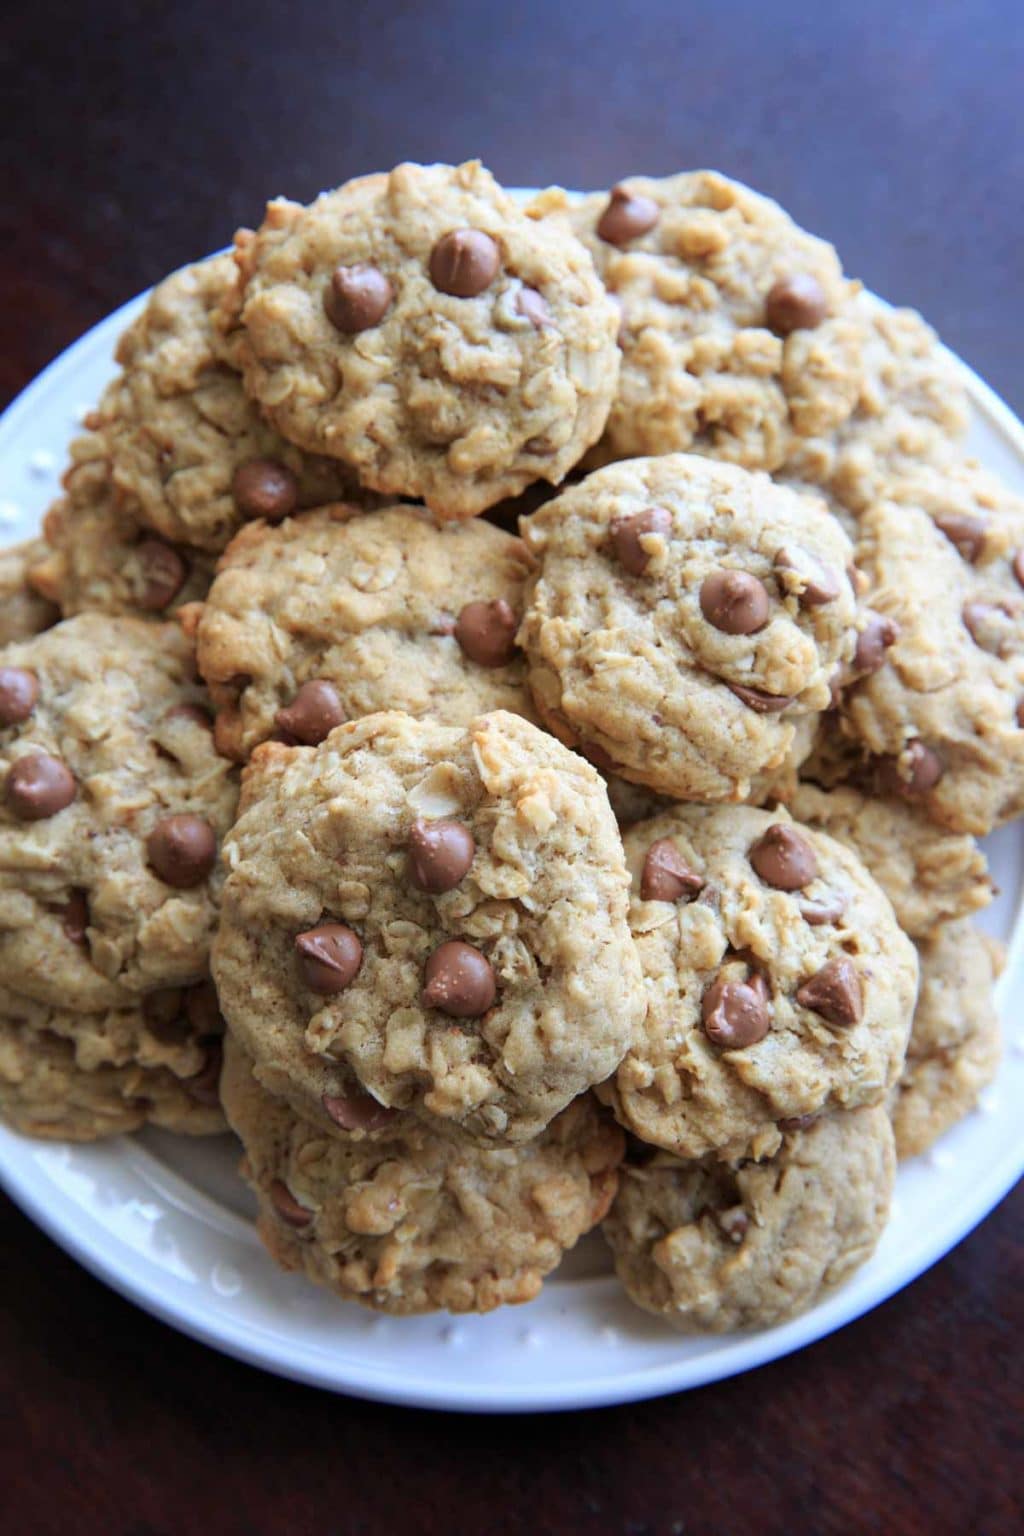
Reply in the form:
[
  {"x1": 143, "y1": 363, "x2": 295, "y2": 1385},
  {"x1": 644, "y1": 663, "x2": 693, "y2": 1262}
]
[
  {"x1": 0, "y1": 614, "x2": 237, "y2": 1011},
  {"x1": 187, "y1": 503, "x2": 536, "y2": 760},
  {"x1": 518, "y1": 454, "x2": 857, "y2": 801},
  {"x1": 599, "y1": 803, "x2": 917, "y2": 1161},
  {"x1": 603, "y1": 1104, "x2": 894, "y2": 1331},
  {"x1": 555, "y1": 170, "x2": 864, "y2": 471},
  {"x1": 891, "y1": 920, "x2": 1002, "y2": 1158},
  {"x1": 96, "y1": 253, "x2": 374, "y2": 552},
  {"x1": 221, "y1": 1035, "x2": 624, "y2": 1315},
  {"x1": 0, "y1": 539, "x2": 58, "y2": 644},
  {"x1": 217, "y1": 161, "x2": 619, "y2": 517},
  {"x1": 213, "y1": 710, "x2": 644, "y2": 1143},
  {"x1": 0, "y1": 986, "x2": 225, "y2": 1140}
]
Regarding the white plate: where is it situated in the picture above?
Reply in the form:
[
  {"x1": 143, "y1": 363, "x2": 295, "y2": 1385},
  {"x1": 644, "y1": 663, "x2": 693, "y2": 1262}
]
[{"x1": 1, "y1": 260, "x2": 1024, "y2": 1414}]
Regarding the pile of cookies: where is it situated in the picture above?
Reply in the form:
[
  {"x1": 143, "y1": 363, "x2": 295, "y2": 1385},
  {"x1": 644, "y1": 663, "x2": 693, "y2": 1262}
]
[{"x1": 1, "y1": 162, "x2": 1018, "y2": 1331}]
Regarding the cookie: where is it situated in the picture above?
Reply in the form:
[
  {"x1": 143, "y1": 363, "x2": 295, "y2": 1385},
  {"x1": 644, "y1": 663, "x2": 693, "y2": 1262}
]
[
  {"x1": 891, "y1": 920, "x2": 1002, "y2": 1159},
  {"x1": 0, "y1": 986, "x2": 225, "y2": 1141},
  {"x1": 187, "y1": 503, "x2": 536, "y2": 760},
  {"x1": 840, "y1": 498, "x2": 1024, "y2": 835},
  {"x1": 603, "y1": 1105, "x2": 894, "y2": 1331},
  {"x1": 213, "y1": 710, "x2": 644, "y2": 1143},
  {"x1": 787, "y1": 782, "x2": 992, "y2": 939},
  {"x1": 0, "y1": 614, "x2": 237, "y2": 1011},
  {"x1": 28, "y1": 432, "x2": 215, "y2": 619},
  {"x1": 217, "y1": 161, "x2": 619, "y2": 517},
  {"x1": 556, "y1": 170, "x2": 864, "y2": 471},
  {"x1": 518, "y1": 454, "x2": 858, "y2": 801},
  {"x1": 599, "y1": 803, "x2": 918, "y2": 1161},
  {"x1": 221, "y1": 1035, "x2": 624, "y2": 1315},
  {"x1": 0, "y1": 540, "x2": 58, "y2": 645},
  {"x1": 96, "y1": 254, "x2": 374, "y2": 552},
  {"x1": 786, "y1": 295, "x2": 969, "y2": 514}
]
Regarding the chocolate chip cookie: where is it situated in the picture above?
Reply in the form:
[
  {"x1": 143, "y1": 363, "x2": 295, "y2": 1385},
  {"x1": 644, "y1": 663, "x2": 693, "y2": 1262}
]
[
  {"x1": 841, "y1": 497, "x2": 1024, "y2": 835},
  {"x1": 221, "y1": 1034, "x2": 623, "y2": 1314},
  {"x1": 518, "y1": 454, "x2": 858, "y2": 801},
  {"x1": 0, "y1": 614, "x2": 237, "y2": 1011},
  {"x1": 213, "y1": 710, "x2": 644, "y2": 1143},
  {"x1": 553, "y1": 170, "x2": 864, "y2": 471},
  {"x1": 29, "y1": 432, "x2": 216, "y2": 619},
  {"x1": 603, "y1": 1105, "x2": 894, "y2": 1331},
  {"x1": 0, "y1": 985, "x2": 225, "y2": 1140},
  {"x1": 892, "y1": 920, "x2": 1002, "y2": 1159},
  {"x1": 0, "y1": 539, "x2": 58, "y2": 645},
  {"x1": 216, "y1": 161, "x2": 620, "y2": 517},
  {"x1": 187, "y1": 503, "x2": 536, "y2": 760},
  {"x1": 599, "y1": 803, "x2": 917, "y2": 1161},
  {"x1": 96, "y1": 253, "x2": 374, "y2": 552}
]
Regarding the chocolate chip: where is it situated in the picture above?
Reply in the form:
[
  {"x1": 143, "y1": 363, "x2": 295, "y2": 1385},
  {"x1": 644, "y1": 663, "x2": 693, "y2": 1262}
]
[
  {"x1": 270, "y1": 1179, "x2": 314, "y2": 1229},
  {"x1": 715, "y1": 1207, "x2": 750, "y2": 1244},
  {"x1": 725, "y1": 682, "x2": 793, "y2": 713},
  {"x1": 146, "y1": 814, "x2": 217, "y2": 887},
  {"x1": 596, "y1": 185, "x2": 660, "y2": 245},
  {"x1": 59, "y1": 889, "x2": 89, "y2": 944},
  {"x1": 610, "y1": 506, "x2": 672, "y2": 576},
  {"x1": 454, "y1": 598, "x2": 518, "y2": 667},
  {"x1": 185, "y1": 980, "x2": 224, "y2": 1036},
  {"x1": 429, "y1": 230, "x2": 500, "y2": 297},
  {"x1": 700, "y1": 570, "x2": 770, "y2": 634},
  {"x1": 295, "y1": 923, "x2": 363, "y2": 994},
  {"x1": 795, "y1": 956, "x2": 862, "y2": 1026},
  {"x1": 854, "y1": 613, "x2": 899, "y2": 675},
  {"x1": 5, "y1": 754, "x2": 76, "y2": 820},
  {"x1": 407, "y1": 819, "x2": 475, "y2": 894},
  {"x1": 640, "y1": 838, "x2": 704, "y2": 901},
  {"x1": 877, "y1": 741, "x2": 944, "y2": 800},
  {"x1": 749, "y1": 824, "x2": 818, "y2": 891},
  {"x1": 275, "y1": 679, "x2": 346, "y2": 745},
  {"x1": 773, "y1": 546, "x2": 840, "y2": 606},
  {"x1": 934, "y1": 511, "x2": 988, "y2": 563},
  {"x1": 321, "y1": 1088, "x2": 399, "y2": 1133},
  {"x1": 185, "y1": 1039, "x2": 223, "y2": 1106},
  {"x1": 136, "y1": 539, "x2": 188, "y2": 611},
  {"x1": 1013, "y1": 550, "x2": 1024, "y2": 588},
  {"x1": 962, "y1": 599, "x2": 1016, "y2": 655},
  {"x1": 421, "y1": 940, "x2": 496, "y2": 1017},
  {"x1": 1018, "y1": 698, "x2": 1024, "y2": 728},
  {"x1": 765, "y1": 273, "x2": 828, "y2": 335},
  {"x1": 516, "y1": 287, "x2": 551, "y2": 328},
  {"x1": 324, "y1": 264, "x2": 393, "y2": 332},
  {"x1": 779, "y1": 1113, "x2": 819, "y2": 1133},
  {"x1": 798, "y1": 893, "x2": 847, "y2": 927},
  {"x1": 0, "y1": 668, "x2": 39, "y2": 726},
  {"x1": 231, "y1": 459, "x2": 299, "y2": 522},
  {"x1": 701, "y1": 973, "x2": 770, "y2": 1049}
]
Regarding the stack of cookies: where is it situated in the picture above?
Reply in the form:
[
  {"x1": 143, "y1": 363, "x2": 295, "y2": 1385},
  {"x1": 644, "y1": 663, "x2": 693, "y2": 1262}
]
[{"x1": 1, "y1": 161, "x2": 1018, "y2": 1331}]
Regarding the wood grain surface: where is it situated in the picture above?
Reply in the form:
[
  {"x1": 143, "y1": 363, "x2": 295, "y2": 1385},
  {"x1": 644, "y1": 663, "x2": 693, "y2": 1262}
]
[{"x1": 1, "y1": 3, "x2": 1021, "y2": 1532}]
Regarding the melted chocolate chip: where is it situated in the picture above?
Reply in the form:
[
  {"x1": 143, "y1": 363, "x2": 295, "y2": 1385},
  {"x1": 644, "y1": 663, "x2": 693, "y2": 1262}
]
[
  {"x1": 231, "y1": 459, "x2": 299, "y2": 522},
  {"x1": 295, "y1": 923, "x2": 363, "y2": 994},
  {"x1": 701, "y1": 973, "x2": 770, "y2": 1049},
  {"x1": 146, "y1": 814, "x2": 217, "y2": 887},
  {"x1": 854, "y1": 613, "x2": 899, "y2": 675},
  {"x1": 429, "y1": 230, "x2": 500, "y2": 297},
  {"x1": 516, "y1": 287, "x2": 552, "y2": 328},
  {"x1": 5, "y1": 754, "x2": 76, "y2": 820},
  {"x1": 0, "y1": 667, "x2": 39, "y2": 726},
  {"x1": 596, "y1": 185, "x2": 660, "y2": 245},
  {"x1": 640, "y1": 838, "x2": 704, "y2": 902},
  {"x1": 270, "y1": 1179, "x2": 314, "y2": 1229},
  {"x1": 933, "y1": 511, "x2": 988, "y2": 563},
  {"x1": 749, "y1": 823, "x2": 818, "y2": 891},
  {"x1": 610, "y1": 506, "x2": 672, "y2": 576},
  {"x1": 407, "y1": 819, "x2": 476, "y2": 894},
  {"x1": 798, "y1": 893, "x2": 847, "y2": 927},
  {"x1": 136, "y1": 539, "x2": 188, "y2": 611},
  {"x1": 765, "y1": 273, "x2": 828, "y2": 335},
  {"x1": 725, "y1": 682, "x2": 794, "y2": 713},
  {"x1": 275, "y1": 679, "x2": 346, "y2": 745},
  {"x1": 454, "y1": 599, "x2": 518, "y2": 667},
  {"x1": 421, "y1": 940, "x2": 496, "y2": 1017},
  {"x1": 321, "y1": 1088, "x2": 399, "y2": 1134},
  {"x1": 877, "y1": 741, "x2": 944, "y2": 800},
  {"x1": 795, "y1": 956, "x2": 863, "y2": 1026},
  {"x1": 324, "y1": 264, "x2": 394, "y2": 332},
  {"x1": 59, "y1": 888, "x2": 89, "y2": 944},
  {"x1": 1013, "y1": 550, "x2": 1024, "y2": 588},
  {"x1": 773, "y1": 546, "x2": 840, "y2": 606},
  {"x1": 700, "y1": 570, "x2": 770, "y2": 634}
]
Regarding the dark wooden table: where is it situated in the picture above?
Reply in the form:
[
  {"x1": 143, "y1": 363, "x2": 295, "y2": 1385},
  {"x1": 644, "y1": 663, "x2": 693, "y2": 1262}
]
[{"x1": 2, "y1": 3, "x2": 1021, "y2": 1531}]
